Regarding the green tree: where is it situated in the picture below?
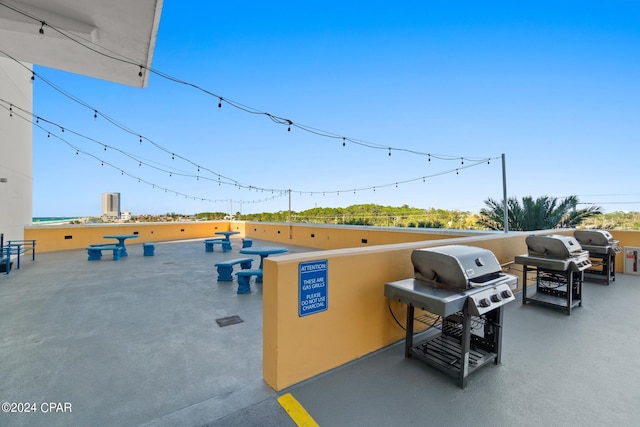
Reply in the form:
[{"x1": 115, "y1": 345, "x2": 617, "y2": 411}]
[{"x1": 477, "y1": 195, "x2": 602, "y2": 231}]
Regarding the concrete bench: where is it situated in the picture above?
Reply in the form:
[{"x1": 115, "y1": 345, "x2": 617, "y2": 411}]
[
  {"x1": 204, "y1": 238, "x2": 231, "y2": 253},
  {"x1": 235, "y1": 269, "x2": 263, "y2": 294},
  {"x1": 214, "y1": 258, "x2": 254, "y2": 281},
  {"x1": 242, "y1": 238, "x2": 253, "y2": 248},
  {"x1": 143, "y1": 242, "x2": 155, "y2": 256},
  {"x1": 87, "y1": 244, "x2": 123, "y2": 261}
]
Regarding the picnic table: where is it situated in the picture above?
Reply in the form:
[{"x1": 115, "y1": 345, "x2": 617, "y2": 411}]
[
  {"x1": 214, "y1": 231, "x2": 240, "y2": 249},
  {"x1": 239, "y1": 246, "x2": 288, "y2": 283},
  {"x1": 103, "y1": 234, "x2": 138, "y2": 257}
]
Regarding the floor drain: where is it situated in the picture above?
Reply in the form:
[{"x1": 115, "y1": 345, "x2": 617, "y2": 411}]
[{"x1": 216, "y1": 315, "x2": 244, "y2": 327}]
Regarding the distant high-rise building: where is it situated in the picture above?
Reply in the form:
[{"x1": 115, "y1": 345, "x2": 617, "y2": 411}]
[{"x1": 102, "y1": 192, "x2": 121, "y2": 219}]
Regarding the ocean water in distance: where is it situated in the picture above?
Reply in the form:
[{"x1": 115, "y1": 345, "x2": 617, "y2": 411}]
[{"x1": 32, "y1": 217, "x2": 79, "y2": 224}]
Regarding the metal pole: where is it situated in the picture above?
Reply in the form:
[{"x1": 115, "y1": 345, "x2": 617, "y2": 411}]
[
  {"x1": 288, "y1": 189, "x2": 292, "y2": 239},
  {"x1": 502, "y1": 153, "x2": 509, "y2": 233}
]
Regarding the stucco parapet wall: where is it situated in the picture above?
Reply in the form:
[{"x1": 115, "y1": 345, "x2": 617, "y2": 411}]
[
  {"x1": 244, "y1": 221, "x2": 496, "y2": 236},
  {"x1": 265, "y1": 229, "x2": 535, "y2": 266},
  {"x1": 26, "y1": 220, "x2": 226, "y2": 228},
  {"x1": 24, "y1": 220, "x2": 238, "y2": 252}
]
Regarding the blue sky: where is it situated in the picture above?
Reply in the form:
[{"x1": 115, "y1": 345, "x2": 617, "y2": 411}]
[{"x1": 30, "y1": 1, "x2": 640, "y2": 216}]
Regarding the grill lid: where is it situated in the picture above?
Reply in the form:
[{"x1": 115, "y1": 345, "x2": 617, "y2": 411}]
[
  {"x1": 574, "y1": 229, "x2": 616, "y2": 247},
  {"x1": 411, "y1": 245, "x2": 503, "y2": 290},
  {"x1": 525, "y1": 234, "x2": 584, "y2": 259}
]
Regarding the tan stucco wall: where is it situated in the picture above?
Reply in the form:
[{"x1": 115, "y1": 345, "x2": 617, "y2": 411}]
[
  {"x1": 25, "y1": 220, "x2": 483, "y2": 253},
  {"x1": 243, "y1": 221, "x2": 483, "y2": 249},
  {"x1": 24, "y1": 221, "x2": 238, "y2": 252}
]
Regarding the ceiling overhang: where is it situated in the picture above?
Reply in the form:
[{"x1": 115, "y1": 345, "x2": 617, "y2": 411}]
[{"x1": 0, "y1": 0, "x2": 163, "y2": 87}]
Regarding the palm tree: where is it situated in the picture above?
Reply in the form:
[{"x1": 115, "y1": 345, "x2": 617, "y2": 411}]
[{"x1": 477, "y1": 195, "x2": 602, "y2": 231}]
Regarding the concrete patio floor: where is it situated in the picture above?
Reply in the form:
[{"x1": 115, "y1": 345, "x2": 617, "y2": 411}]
[{"x1": 1, "y1": 237, "x2": 640, "y2": 426}]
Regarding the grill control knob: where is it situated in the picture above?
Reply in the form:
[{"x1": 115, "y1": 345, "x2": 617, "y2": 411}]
[
  {"x1": 501, "y1": 290, "x2": 513, "y2": 299},
  {"x1": 479, "y1": 298, "x2": 491, "y2": 308},
  {"x1": 491, "y1": 294, "x2": 503, "y2": 303}
]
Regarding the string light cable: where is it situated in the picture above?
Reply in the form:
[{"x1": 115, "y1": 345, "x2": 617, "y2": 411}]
[
  {"x1": 0, "y1": 2, "x2": 493, "y2": 164},
  {"x1": 0, "y1": 48, "x2": 249, "y2": 189},
  {"x1": 22, "y1": 62, "x2": 498, "y2": 193},
  {"x1": 0, "y1": 101, "x2": 285, "y2": 205},
  {"x1": 0, "y1": 45, "x2": 499, "y2": 199},
  {"x1": 0, "y1": 98, "x2": 241, "y2": 185},
  {"x1": 1, "y1": 98, "x2": 500, "y2": 198}
]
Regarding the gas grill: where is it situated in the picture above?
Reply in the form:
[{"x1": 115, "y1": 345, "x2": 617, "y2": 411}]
[
  {"x1": 514, "y1": 234, "x2": 591, "y2": 315},
  {"x1": 574, "y1": 229, "x2": 621, "y2": 286},
  {"x1": 385, "y1": 245, "x2": 517, "y2": 388}
]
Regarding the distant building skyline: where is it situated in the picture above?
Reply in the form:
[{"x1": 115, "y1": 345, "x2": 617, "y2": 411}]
[{"x1": 102, "y1": 192, "x2": 121, "y2": 219}]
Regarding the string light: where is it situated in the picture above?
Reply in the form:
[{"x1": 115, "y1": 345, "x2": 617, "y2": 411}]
[
  {"x1": 0, "y1": 29, "x2": 492, "y2": 165},
  {"x1": 0, "y1": 51, "x2": 503, "y2": 206},
  {"x1": 38, "y1": 21, "x2": 45, "y2": 36},
  {"x1": 2, "y1": 53, "x2": 498, "y2": 197},
  {"x1": 16, "y1": 112, "x2": 282, "y2": 205}
]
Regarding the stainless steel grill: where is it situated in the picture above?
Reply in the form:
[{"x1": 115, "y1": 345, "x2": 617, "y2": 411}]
[
  {"x1": 515, "y1": 234, "x2": 591, "y2": 272},
  {"x1": 385, "y1": 245, "x2": 517, "y2": 388},
  {"x1": 514, "y1": 234, "x2": 590, "y2": 315},
  {"x1": 574, "y1": 230, "x2": 621, "y2": 285}
]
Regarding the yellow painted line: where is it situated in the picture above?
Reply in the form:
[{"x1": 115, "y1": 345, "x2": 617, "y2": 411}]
[{"x1": 277, "y1": 393, "x2": 319, "y2": 427}]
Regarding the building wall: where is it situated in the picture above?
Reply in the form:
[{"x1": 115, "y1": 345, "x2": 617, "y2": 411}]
[
  {"x1": 0, "y1": 58, "x2": 33, "y2": 242},
  {"x1": 101, "y1": 192, "x2": 121, "y2": 218}
]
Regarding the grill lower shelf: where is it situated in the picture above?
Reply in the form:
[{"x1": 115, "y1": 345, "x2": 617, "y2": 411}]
[
  {"x1": 519, "y1": 265, "x2": 584, "y2": 315},
  {"x1": 583, "y1": 252, "x2": 616, "y2": 286},
  {"x1": 411, "y1": 333, "x2": 497, "y2": 376},
  {"x1": 523, "y1": 287, "x2": 582, "y2": 309}
]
